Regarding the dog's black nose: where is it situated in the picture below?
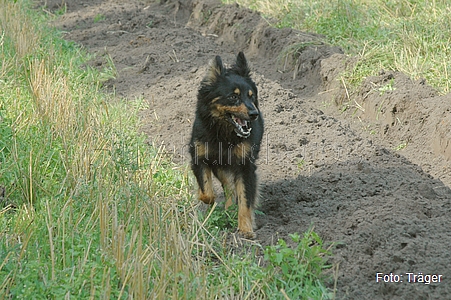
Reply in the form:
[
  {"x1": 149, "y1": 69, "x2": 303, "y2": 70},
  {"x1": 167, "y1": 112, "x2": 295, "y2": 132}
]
[{"x1": 248, "y1": 110, "x2": 259, "y2": 120}]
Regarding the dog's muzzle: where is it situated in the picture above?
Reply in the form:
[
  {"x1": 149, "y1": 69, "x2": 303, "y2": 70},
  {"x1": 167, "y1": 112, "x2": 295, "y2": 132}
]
[{"x1": 230, "y1": 114, "x2": 258, "y2": 138}]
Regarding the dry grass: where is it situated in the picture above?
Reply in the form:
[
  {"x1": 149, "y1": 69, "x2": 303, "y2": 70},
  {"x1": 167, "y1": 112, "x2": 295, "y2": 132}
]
[
  {"x1": 0, "y1": 0, "x2": 38, "y2": 59},
  {"x1": 0, "y1": 1, "x2": 212, "y2": 298}
]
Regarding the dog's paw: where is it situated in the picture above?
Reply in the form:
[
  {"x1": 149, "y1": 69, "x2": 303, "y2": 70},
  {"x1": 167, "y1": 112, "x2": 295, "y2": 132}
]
[
  {"x1": 198, "y1": 194, "x2": 215, "y2": 205},
  {"x1": 237, "y1": 230, "x2": 256, "y2": 240}
]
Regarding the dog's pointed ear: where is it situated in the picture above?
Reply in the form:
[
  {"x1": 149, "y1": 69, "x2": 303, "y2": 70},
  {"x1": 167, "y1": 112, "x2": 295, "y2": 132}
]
[
  {"x1": 203, "y1": 56, "x2": 225, "y2": 85},
  {"x1": 231, "y1": 52, "x2": 251, "y2": 77}
]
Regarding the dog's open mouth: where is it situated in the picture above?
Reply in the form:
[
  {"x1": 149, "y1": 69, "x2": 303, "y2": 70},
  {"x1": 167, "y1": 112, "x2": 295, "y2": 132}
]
[{"x1": 229, "y1": 114, "x2": 252, "y2": 138}]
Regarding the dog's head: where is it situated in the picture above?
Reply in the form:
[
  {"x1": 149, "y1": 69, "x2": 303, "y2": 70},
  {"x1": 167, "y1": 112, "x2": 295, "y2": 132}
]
[{"x1": 198, "y1": 52, "x2": 259, "y2": 138}]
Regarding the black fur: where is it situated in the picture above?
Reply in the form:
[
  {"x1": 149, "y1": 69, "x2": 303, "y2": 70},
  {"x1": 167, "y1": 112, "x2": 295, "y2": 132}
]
[{"x1": 189, "y1": 52, "x2": 264, "y2": 238}]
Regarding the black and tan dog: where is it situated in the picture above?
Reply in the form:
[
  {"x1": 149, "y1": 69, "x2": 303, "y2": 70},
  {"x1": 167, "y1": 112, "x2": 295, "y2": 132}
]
[{"x1": 189, "y1": 52, "x2": 264, "y2": 239}]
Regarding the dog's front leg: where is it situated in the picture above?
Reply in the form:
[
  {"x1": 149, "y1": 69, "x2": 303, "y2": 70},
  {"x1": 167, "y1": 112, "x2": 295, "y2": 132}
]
[
  {"x1": 216, "y1": 169, "x2": 235, "y2": 209},
  {"x1": 192, "y1": 164, "x2": 215, "y2": 205},
  {"x1": 235, "y1": 176, "x2": 256, "y2": 239}
]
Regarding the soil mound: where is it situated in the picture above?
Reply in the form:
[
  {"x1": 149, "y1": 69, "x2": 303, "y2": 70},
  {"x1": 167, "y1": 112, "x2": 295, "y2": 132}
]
[{"x1": 45, "y1": 0, "x2": 451, "y2": 298}]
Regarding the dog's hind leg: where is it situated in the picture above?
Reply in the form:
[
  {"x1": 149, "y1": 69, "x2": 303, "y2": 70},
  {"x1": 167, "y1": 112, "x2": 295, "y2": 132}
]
[
  {"x1": 235, "y1": 175, "x2": 257, "y2": 239},
  {"x1": 192, "y1": 164, "x2": 215, "y2": 205}
]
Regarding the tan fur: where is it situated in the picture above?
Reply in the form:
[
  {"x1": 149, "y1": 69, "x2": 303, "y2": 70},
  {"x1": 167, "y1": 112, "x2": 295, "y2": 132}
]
[
  {"x1": 198, "y1": 167, "x2": 215, "y2": 204},
  {"x1": 216, "y1": 169, "x2": 235, "y2": 209},
  {"x1": 212, "y1": 103, "x2": 248, "y2": 117},
  {"x1": 233, "y1": 141, "x2": 251, "y2": 161},
  {"x1": 194, "y1": 141, "x2": 207, "y2": 158},
  {"x1": 235, "y1": 178, "x2": 255, "y2": 239},
  {"x1": 203, "y1": 60, "x2": 222, "y2": 85}
]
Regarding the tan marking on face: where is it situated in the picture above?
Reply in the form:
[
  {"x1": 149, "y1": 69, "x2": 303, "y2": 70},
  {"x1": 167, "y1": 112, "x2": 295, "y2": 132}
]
[
  {"x1": 248, "y1": 90, "x2": 253, "y2": 97},
  {"x1": 210, "y1": 97, "x2": 220, "y2": 104},
  {"x1": 235, "y1": 178, "x2": 255, "y2": 238},
  {"x1": 213, "y1": 103, "x2": 247, "y2": 116},
  {"x1": 234, "y1": 88, "x2": 241, "y2": 95}
]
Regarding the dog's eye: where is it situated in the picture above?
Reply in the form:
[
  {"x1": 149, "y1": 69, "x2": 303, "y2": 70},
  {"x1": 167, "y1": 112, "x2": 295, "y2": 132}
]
[{"x1": 230, "y1": 94, "x2": 240, "y2": 104}]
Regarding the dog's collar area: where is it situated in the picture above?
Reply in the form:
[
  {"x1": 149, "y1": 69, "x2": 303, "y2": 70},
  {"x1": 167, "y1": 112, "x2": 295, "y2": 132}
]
[{"x1": 230, "y1": 114, "x2": 252, "y2": 138}]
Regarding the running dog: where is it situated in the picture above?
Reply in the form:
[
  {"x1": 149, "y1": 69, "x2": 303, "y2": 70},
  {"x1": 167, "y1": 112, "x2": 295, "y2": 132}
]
[{"x1": 189, "y1": 52, "x2": 264, "y2": 239}]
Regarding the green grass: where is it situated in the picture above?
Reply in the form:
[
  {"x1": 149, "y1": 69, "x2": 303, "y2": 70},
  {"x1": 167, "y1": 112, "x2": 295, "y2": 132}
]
[
  {"x1": 0, "y1": 0, "x2": 332, "y2": 299},
  {"x1": 93, "y1": 14, "x2": 106, "y2": 23},
  {"x1": 224, "y1": 0, "x2": 451, "y2": 93}
]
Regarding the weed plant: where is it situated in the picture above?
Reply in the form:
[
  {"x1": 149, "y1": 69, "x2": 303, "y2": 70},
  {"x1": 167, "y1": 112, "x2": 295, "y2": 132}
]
[
  {"x1": 224, "y1": 0, "x2": 451, "y2": 93},
  {"x1": 0, "y1": 0, "x2": 331, "y2": 299}
]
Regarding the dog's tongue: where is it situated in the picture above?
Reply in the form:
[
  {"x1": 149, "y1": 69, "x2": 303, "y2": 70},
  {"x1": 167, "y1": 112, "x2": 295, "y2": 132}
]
[{"x1": 235, "y1": 117, "x2": 247, "y2": 127}]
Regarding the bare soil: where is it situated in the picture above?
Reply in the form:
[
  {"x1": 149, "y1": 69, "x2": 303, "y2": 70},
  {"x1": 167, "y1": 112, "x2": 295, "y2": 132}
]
[{"x1": 43, "y1": 0, "x2": 451, "y2": 298}]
